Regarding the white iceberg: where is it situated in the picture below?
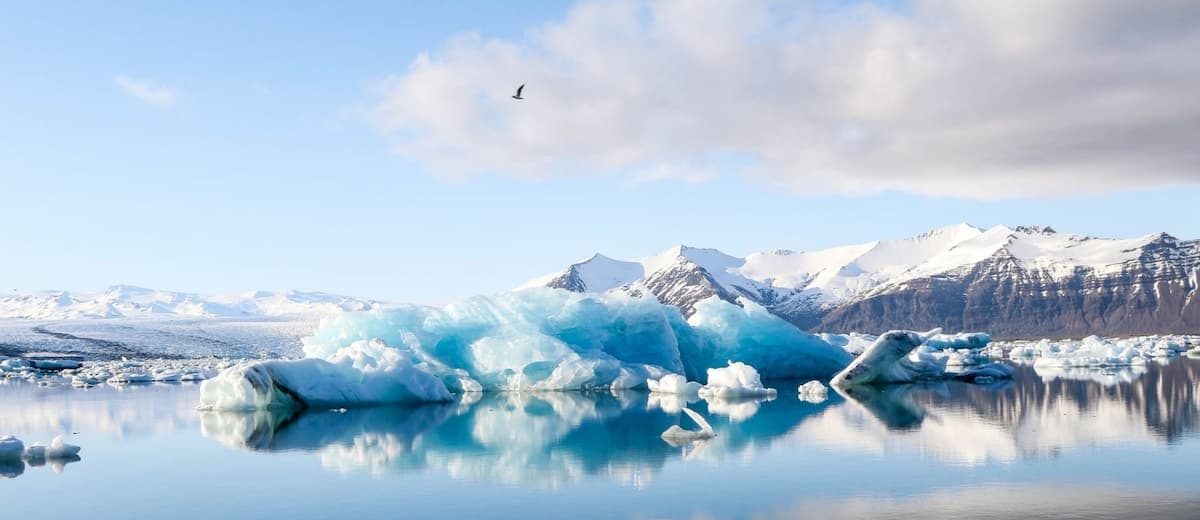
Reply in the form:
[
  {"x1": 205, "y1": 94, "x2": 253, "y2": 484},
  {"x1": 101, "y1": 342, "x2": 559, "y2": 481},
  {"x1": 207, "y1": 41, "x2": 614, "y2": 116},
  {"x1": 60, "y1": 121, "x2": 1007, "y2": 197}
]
[
  {"x1": 661, "y1": 407, "x2": 716, "y2": 445},
  {"x1": 647, "y1": 374, "x2": 702, "y2": 396},
  {"x1": 698, "y1": 361, "x2": 777, "y2": 399},
  {"x1": 199, "y1": 339, "x2": 453, "y2": 410},
  {"x1": 23, "y1": 435, "x2": 81, "y2": 460},
  {"x1": 797, "y1": 380, "x2": 828, "y2": 402}
]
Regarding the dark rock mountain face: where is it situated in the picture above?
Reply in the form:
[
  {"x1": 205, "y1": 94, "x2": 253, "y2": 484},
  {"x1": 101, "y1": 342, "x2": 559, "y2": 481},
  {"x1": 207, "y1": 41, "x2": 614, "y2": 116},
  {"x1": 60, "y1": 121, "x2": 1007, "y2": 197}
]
[
  {"x1": 531, "y1": 229, "x2": 1200, "y2": 339},
  {"x1": 640, "y1": 258, "x2": 742, "y2": 315},
  {"x1": 819, "y1": 236, "x2": 1200, "y2": 338}
]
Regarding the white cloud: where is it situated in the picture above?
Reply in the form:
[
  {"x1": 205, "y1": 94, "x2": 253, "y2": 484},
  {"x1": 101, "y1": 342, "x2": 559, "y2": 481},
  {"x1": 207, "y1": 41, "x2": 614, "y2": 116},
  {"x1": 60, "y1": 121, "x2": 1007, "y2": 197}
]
[
  {"x1": 113, "y1": 75, "x2": 178, "y2": 108},
  {"x1": 369, "y1": 0, "x2": 1200, "y2": 198}
]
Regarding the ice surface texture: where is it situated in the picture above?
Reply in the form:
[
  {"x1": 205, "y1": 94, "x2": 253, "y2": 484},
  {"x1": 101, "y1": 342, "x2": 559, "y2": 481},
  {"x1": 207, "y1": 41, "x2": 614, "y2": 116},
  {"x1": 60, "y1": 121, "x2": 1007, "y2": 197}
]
[{"x1": 201, "y1": 289, "x2": 850, "y2": 409}]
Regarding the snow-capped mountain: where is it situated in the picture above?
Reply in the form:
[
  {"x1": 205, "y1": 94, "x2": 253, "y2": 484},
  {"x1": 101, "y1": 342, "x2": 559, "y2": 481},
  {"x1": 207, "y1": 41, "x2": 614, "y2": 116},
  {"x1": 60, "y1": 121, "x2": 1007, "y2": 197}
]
[
  {"x1": 0, "y1": 285, "x2": 380, "y2": 320},
  {"x1": 520, "y1": 224, "x2": 1200, "y2": 338}
]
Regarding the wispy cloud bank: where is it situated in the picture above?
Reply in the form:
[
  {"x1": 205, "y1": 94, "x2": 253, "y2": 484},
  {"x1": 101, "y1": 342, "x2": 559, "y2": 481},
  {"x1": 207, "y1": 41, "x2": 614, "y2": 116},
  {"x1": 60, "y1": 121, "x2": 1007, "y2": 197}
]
[
  {"x1": 370, "y1": 0, "x2": 1200, "y2": 198},
  {"x1": 113, "y1": 75, "x2": 178, "y2": 108}
]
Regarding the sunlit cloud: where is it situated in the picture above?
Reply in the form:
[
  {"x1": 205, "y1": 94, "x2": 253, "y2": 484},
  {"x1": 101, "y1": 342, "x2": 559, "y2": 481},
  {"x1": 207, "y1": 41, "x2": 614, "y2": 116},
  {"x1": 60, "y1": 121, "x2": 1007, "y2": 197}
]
[{"x1": 370, "y1": 0, "x2": 1200, "y2": 198}]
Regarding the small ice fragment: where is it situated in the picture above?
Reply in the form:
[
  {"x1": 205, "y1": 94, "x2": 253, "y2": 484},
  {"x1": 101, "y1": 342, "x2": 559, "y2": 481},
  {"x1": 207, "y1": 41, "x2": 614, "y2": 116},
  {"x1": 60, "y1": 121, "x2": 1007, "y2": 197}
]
[
  {"x1": 23, "y1": 435, "x2": 81, "y2": 460},
  {"x1": 797, "y1": 380, "x2": 828, "y2": 402},
  {"x1": 697, "y1": 361, "x2": 776, "y2": 399},
  {"x1": 660, "y1": 407, "x2": 716, "y2": 444},
  {"x1": 647, "y1": 374, "x2": 702, "y2": 395},
  {"x1": 108, "y1": 373, "x2": 153, "y2": 384}
]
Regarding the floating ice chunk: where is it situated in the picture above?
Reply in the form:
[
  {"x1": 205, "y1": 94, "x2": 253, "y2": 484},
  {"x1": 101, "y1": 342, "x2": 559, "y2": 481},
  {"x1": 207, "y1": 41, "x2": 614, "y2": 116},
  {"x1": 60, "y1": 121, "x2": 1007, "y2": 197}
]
[
  {"x1": 0, "y1": 358, "x2": 32, "y2": 372},
  {"x1": 698, "y1": 361, "x2": 776, "y2": 399},
  {"x1": 647, "y1": 374, "x2": 702, "y2": 396},
  {"x1": 30, "y1": 359, "x2": 83, "y2": 371},
  {"x1": 1188, "y1": 346, "x2": 1200, "y2": 358},
  {"x1": 71, "y1": 375, "x2": 102, "y2": 387},
  {"x1": 797, "y1": 380, "x2": 828, "y2": 403},
  {"x1": 0, "y1": 436, "x2": 24, "y2": 461},
  {"x1": 831, "y1": 329, "x2": 1013, "y2": 387},
  {"x1": 831, "y1": 330, "x2": 929, "y2": 387},
  {"x1": 153, "y1": 370, "x2": 185, "y2": 382},
  {"x1": 922, "y1": 332, "x2": 991, "y2": 350},
  {"x1": 660, "y1": 407, "x2": 715, "y2": 445},
  {"x1": 198, "y1": 339, "x2": 453, "y2": 410},
  {"x1": 23, "y1": 435, "x2": 81, "y2": 460},
  {"x1": 107, "y1": 372, "x2": 153, "y2": 384}
]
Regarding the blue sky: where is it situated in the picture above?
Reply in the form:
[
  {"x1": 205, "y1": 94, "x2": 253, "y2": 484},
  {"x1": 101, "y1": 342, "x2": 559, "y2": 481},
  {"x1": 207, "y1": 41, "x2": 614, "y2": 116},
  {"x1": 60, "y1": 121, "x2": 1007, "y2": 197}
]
[{"x1": 2, "y1": 1, "x2": 1198, "y2": 303}]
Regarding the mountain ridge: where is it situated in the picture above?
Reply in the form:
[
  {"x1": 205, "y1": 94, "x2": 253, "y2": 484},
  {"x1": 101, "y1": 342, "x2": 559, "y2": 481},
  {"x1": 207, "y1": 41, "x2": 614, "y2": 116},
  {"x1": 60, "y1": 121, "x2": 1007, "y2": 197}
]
[
  {"x1": 0, "y1": 285, "x2": 380, "y2": 320},
  {"x1": 521, "y1": 225, "x2": 1200, "y2": 337}
]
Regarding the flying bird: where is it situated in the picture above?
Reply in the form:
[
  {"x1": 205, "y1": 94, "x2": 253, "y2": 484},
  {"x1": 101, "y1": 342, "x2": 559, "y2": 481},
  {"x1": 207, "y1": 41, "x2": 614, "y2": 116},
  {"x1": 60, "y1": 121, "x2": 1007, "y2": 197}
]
[{"x1": 512, "y1": 84, "x2": 525, "y2": 100}]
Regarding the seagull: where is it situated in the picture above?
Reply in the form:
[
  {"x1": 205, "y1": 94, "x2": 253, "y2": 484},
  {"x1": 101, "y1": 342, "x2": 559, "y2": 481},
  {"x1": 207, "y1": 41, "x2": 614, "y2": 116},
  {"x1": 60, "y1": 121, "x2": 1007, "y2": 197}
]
[{"x1": 512, "y1": 83, "x2": 525, "y2": 100}]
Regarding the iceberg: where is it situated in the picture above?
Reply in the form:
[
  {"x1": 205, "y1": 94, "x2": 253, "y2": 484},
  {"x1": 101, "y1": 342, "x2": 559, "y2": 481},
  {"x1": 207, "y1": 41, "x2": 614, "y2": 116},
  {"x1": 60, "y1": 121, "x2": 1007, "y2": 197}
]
[
  {"x1": 797, "y1": 380, "x2": 828, "y2": 403},
  {"x1": 647, "y1": 374, "x2": 702, "y2": 396},
  {"x1": 831, "y1": 329, "x2": 1011, "y2": 387},
  {"x1": 697, "y1": 361, "x2": 777, "y2": 399},
  {"x1": 201, "y1": 289, "x2": 851, "y2": 409},
  {"x1": 0, "y1": 436, "x2": 24, "y2": 462},
  {"x1": 198, "y1": 339, "x2": 453, "y2": 410},
  {"x1": 22, "y1": 435, "x2": 81, "y2": 460}
]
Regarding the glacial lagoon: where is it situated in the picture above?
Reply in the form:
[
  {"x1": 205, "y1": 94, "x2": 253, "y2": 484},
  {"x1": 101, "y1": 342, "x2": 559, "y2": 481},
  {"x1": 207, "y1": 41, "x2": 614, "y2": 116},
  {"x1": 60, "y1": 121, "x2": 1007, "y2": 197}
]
[{"x1": 2, "y1": 359, "x2": 1200, "y2": 519}]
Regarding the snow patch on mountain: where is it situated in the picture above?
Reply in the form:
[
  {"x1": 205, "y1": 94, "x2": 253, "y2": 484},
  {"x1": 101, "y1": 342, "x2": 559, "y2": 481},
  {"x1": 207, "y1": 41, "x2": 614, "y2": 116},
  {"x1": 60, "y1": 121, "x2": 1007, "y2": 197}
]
[
  {"x1": 0, "y1": 286, "x2": 379, "y2": 320},
  {"x1": 522, "y1": 224, "x2": 1199, "y2": 313}
]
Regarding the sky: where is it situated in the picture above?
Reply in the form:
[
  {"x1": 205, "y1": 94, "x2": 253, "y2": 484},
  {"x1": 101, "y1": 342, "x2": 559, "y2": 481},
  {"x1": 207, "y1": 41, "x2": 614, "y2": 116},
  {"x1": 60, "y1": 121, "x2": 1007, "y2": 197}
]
[{"x1": 2, "y1": 1, "x2": 1199, "y2": 303}]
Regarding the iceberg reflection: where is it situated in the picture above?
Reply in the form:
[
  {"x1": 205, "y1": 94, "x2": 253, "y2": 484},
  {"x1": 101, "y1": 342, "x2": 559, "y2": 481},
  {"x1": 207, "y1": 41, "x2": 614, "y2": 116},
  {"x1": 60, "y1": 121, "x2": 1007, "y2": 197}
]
[
  {"x1": 201, "y1": 391, "x2": 834, "y2": 487},
  {"x1": 197, "y1": 359, "x2": 1200, "y2": 484}
]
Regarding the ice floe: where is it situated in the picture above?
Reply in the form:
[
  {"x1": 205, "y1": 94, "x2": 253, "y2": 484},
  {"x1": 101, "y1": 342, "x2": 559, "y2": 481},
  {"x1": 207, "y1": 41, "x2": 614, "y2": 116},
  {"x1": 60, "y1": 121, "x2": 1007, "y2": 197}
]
[
  {"x1": 661, "y1": 407, "x2": 716, "y2": 445},
  {"x1": 647, "y1": 374, "x2": 702, "y2": 396},
  {"x1": 22, "y1": 435, "x2": 81, "y2": 460},
  {"x1": 831, "y1": 329, "x2": 1010, "y2": 387},
  {"x1": 798, "y1": 380, "x2": 828, "y2": 402},
  {"x1": 198, "y1": 339, "x2": 453, "y2": 410},
  {"x1": 697, "y1": 361, "x2": 777, "y2": 399},
  {"x1": 0, "y1": 434, "x2": 81, "y2": 476},
  {"x1": 1003, "y1": 335, "x2": 1198, "y2": 368}
]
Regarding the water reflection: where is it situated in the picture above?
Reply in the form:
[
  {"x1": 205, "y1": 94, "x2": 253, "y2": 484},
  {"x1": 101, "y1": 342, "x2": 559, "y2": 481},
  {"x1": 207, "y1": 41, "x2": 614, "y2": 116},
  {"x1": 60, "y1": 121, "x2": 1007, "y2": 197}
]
[
  {"x1": 0, "y1": 380, "x2": 200, "y2": 438},
  {"x1": 5, "y1": 358, "x2": 1200, "y2": 490},
  {"x1": 806, "y1": 359, "x2": 1200, "y2": 465},
  {"x1": 0, "y1": 455, "x2": 82, "y2": 479},
  {"x1": 767, "y1": 485, "x2": 1200, "y2": 520},
  {"x1": 201, "y1": 391, "x2": 831, "y2": 487}
]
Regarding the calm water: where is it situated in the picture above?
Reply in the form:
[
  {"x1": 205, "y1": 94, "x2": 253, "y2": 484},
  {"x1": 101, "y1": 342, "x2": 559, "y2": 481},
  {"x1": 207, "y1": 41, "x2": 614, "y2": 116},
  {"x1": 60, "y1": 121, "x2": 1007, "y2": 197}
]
[{"x1": 3, "y1": 359, "x2": 1200, "y2": 519}]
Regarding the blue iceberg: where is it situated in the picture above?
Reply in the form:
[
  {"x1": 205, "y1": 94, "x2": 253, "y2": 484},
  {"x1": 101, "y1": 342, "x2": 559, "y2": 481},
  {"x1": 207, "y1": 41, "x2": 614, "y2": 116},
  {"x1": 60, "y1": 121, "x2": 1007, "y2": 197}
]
[{"x1": 202, "y1": 288, "x2": 851, "y2": 409}]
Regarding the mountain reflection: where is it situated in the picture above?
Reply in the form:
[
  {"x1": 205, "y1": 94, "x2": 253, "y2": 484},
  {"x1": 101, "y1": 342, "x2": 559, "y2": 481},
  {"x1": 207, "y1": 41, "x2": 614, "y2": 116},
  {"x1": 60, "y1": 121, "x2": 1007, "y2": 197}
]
[
  {"x1": 809, "y1": 358, "x2": 1200, "y2": 465},
  {"x1": 198, "y1": 359, "x2": 1200, "y2": 484}
]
